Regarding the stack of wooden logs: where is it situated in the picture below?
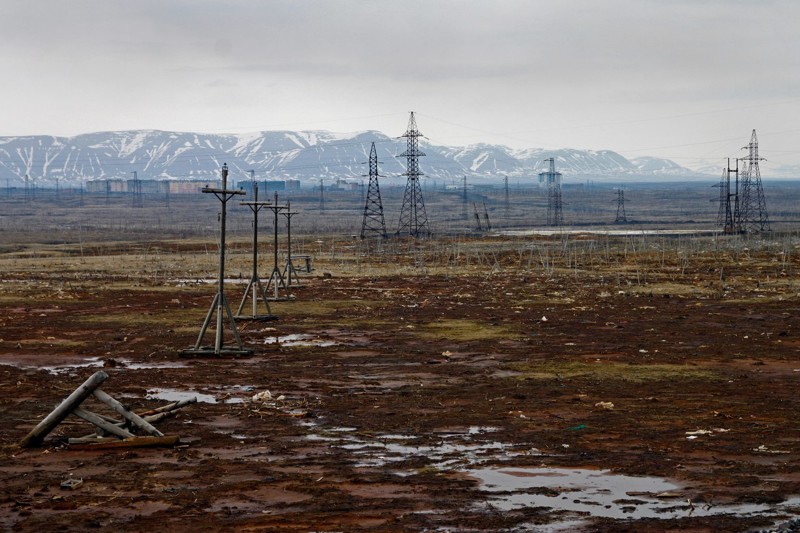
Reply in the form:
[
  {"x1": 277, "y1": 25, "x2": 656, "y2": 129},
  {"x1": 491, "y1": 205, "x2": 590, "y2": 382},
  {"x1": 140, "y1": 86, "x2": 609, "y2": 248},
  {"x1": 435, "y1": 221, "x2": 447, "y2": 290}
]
[{"x1": 20, "y1": 371, "x2": 195, "y2": 449}]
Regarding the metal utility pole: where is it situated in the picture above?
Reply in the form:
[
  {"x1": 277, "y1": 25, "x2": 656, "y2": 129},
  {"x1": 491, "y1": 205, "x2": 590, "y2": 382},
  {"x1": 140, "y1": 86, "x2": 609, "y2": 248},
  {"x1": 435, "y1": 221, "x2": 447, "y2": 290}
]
[
  {"x1": 482, "y1": 201, "x2": 491, "y2": 230},
  {"x1": 131, "y1": 171, "x2": 143, "y2": 208},
  {"x1": 281, "y1": 200, "x2": 301, "y2": 288},
  {"x1": 473, "y1": 202, "x2": 482, "y2": 231},
  {"x1": 360, "y1": 142, "x2": 388, "y2": 239},
  {"x1": 738, "y1": 129, "x2": 770, "y2": 232},
  {"x1": 396, "y1": 111, "x2": 431, "y2": 237},
  {"x1": 723, "y1": 158, "x2": 741, "y2": 234},
  {"x1": 614, "y1": 188, "x2": 627, "y2": 223},
  {"x1": 504, "y1": 175, "x2": 510, "y2": 218},
  {"x1": 235, "y1": 181, "x2": 277, "y2": 321},
  {"x1": 24, "y1": 175, "x2": 30, "y2": 203},
  {"x1": 319, "y1": 179, "x2": 325, "y2": 212},
  {"x1": 714, "y1": 168, "x2": 727, "y2": 228},
  {"x1": 540, "y1": 158, "x2": 563, "y2": 226},
  {"x1": 182, "y1": 163, "x2": 251, "y2": 357},
  {"x1": 463, "y1": 176, "x2": 469, "y2": 220},
  {"x1": 265, "y1": 192, "x2": 291, "y2": 301}
]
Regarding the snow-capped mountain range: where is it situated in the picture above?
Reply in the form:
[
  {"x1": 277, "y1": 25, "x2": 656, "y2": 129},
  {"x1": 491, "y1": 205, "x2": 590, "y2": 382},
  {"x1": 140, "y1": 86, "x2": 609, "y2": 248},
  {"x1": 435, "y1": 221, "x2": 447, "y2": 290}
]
[{"x1": 0, "y1": 129, "x2": 709, "y2": 186}]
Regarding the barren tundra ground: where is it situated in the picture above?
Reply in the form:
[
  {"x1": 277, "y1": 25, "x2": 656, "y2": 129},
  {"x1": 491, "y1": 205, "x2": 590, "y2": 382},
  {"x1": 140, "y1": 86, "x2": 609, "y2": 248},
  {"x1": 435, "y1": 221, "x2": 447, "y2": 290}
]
[{"x1": 2, "y1": 188, "x2": 800, "y2": 532}]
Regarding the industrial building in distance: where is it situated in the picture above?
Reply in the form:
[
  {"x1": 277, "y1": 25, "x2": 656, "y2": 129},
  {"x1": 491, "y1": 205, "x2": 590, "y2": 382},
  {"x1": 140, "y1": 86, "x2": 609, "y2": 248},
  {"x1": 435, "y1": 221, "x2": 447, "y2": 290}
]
[{"x1": 85, "y1": 178, "x2": 301, "y2": 195}]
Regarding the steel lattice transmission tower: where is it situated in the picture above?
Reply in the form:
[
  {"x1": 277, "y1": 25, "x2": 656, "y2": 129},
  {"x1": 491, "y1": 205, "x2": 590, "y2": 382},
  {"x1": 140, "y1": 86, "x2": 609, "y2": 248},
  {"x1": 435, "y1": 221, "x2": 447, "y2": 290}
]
[
  {"x1": 396, "y1": 112, "x2": 430, "y2": 237},
  {"x1": 539, "y1": 158, "x2": 563, "y2": 226},
  {"x1": 360, "y1": 142, "x2": 388, "y2": 239},
  {"x1": 738, "y1": 129, "x2": 770, "y2": 232},
  {"x1": 714, "y1": 159, "x2": 742, "y2": 234},
  {"x1": 614, "y1": 188, "x2": 627, "y2": 223},
  {"x1": 714, "y1": 168, "x2": 727, "y2": 227}
]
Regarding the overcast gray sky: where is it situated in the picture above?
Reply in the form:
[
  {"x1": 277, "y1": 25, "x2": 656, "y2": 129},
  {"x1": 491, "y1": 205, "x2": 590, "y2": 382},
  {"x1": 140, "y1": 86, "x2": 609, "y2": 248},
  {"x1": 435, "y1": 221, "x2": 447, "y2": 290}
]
[{"x1": 2, "y1": 0, "x2": 799, "y2": 170}]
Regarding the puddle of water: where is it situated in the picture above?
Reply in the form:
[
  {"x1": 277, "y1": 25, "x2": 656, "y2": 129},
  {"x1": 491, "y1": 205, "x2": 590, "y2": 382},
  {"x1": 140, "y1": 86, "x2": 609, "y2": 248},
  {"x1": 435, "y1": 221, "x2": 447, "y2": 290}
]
[
  {"x1": 146, "y1": 388, "x2": 217, "y2": 404},
  {"x1": 470, "y1": 466, "x2": 800, "y2": 520},
  {"x1": 174, "y1": 278, "x2": 248, "y2": 285},
  {"x1": 118, "y1": 360, "x2": 188, "y2": 370},
  {"x1": 263, "y1": 334, "x2": 339, "y2": 347},
  {"x1": 4, "y1": 357, "x2": 188, "y2": 374},
  {"x1": 14, "y1": 357, "x2": 106, "y2": 375},
  {"x1": 146, "y1": 387, "x2": 247, "y2": 405},
  {"x1": 469, "y1": 426, "x2": 499, "y2": 435},
  {"x1": 295, "y1": 421, "x2": 800, "y2": 525},
  {"x1": 306, "y1": 429, "x2": 513, "y2": 469}
]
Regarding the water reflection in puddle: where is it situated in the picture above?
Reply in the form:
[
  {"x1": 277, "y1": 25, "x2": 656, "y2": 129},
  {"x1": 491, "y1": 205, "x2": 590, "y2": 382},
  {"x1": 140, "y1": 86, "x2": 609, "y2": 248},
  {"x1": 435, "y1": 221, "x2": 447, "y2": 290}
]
[
  {"x1": 146, "y1": 386, "x2": 249, "y2": 405},
  {"x1": 5, "y1": 356, "x2": 189, "y2": 375},
  {"x1": 147, "y1": 388, "x2": 216, "y2": 404},
  {"x1": 305, "y1": 426, "x2": 515, "y2": 469},
  {"x1": 263, "y1": 334, "x2": 339, "y2": 347},
  {"x1": 470, "y1": 467, "x2": 800, "y2": 521},
  {"x1": 36, "y1": 357, "x2": 104, "y2": 375},
  {"x1": 301, "y1": 422, "x2": 800, "y2": 525},
  {"x1": 118, "y1": 360, "x2": 188, "y2": 370}
]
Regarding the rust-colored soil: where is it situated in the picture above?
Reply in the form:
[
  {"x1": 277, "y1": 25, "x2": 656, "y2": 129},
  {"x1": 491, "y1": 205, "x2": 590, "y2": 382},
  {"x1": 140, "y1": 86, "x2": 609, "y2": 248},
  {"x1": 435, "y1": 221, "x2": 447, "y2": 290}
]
[{"x1": 2, "y1": 237, "x2": 800, "y2": 532}]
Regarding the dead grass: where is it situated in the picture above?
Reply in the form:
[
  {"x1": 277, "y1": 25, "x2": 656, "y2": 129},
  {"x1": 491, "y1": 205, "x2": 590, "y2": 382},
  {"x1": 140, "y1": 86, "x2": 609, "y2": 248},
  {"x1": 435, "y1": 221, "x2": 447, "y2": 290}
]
[
  {"x1": 510, "y1": 360, "x2": 719, "y2": 382},
  {"x1": 416, "y1": 319, "x2": 516, "y2": 342}
]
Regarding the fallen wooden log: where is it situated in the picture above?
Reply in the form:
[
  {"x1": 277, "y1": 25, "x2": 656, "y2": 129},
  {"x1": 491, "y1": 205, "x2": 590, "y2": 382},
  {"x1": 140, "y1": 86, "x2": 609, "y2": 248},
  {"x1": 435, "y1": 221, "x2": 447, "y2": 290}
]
[
  {"x1": 92, "y1": 389, "x2": 164, "y2": 437},
  {"x1": 21, "y1": 371, "x2": 195, "y2": 448},
  {"x1": 73, "y1": 407, "x2": 134, "y2": 439},
  {"x1": 137, "y1": 397, "x2": 197, "y2": 417},
  {"x1": 67, "y1": 435, "x2": 180, "y2": 450}
]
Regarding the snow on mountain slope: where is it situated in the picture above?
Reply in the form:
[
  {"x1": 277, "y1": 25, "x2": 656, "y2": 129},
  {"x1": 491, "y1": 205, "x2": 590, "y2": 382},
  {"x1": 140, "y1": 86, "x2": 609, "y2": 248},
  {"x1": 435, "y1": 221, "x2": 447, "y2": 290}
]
[{"x1": 0, "y1": 129, "x2": 701, "y2": 186}]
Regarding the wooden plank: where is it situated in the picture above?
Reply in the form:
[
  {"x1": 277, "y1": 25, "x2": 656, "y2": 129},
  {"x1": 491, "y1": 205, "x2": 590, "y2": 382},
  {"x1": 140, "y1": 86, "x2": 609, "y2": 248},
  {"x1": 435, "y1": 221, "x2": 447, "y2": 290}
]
[
  {"x1": 19, "y1": 371, "x2": 109, "y2": 448},
  {"x1": 73, "y1": 407, "x2": 134, "y2": 439},
  {"x1": 68, "y1": 435, "x2": 180, "y2": 451},
  {"x1": 68, "y1": 436, "x2": 119, "y2": 445},
  {"x1": 92, "y1": 389, "x2": 164, "y2": 437},
  {"x1": 138, "y1": 397, "x2": 197, "y2": 418},
  {"x1": 136, "y1": 401, "x2": 179, "y2": 418}
]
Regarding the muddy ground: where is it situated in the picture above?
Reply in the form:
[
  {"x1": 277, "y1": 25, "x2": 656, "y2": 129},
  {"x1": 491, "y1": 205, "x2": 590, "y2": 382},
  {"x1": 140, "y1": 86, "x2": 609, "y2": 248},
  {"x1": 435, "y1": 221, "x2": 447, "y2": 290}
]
[{"x1": 1, "y1": 235, "x2": 800, "y2": 532}]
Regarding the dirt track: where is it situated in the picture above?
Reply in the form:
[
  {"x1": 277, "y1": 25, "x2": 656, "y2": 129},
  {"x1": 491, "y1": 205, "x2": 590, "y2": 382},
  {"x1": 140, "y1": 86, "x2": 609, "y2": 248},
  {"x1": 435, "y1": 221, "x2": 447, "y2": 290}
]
[{"x1": 2, "y1": 236, "x2": 800, "y2": 532}]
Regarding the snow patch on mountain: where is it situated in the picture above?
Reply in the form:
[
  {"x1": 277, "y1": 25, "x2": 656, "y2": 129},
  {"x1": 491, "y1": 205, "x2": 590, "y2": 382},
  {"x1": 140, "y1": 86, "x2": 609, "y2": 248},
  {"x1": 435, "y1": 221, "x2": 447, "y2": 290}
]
[{"x1": 0, "y1": 129, "x2": 707, "y2": 186}]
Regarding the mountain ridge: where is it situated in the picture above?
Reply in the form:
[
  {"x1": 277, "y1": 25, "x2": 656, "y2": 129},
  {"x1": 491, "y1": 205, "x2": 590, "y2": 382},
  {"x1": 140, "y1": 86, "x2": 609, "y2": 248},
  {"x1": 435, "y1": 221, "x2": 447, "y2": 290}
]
[{"x1": 0, "y1": 129, "x2": 712, "y2": 186}]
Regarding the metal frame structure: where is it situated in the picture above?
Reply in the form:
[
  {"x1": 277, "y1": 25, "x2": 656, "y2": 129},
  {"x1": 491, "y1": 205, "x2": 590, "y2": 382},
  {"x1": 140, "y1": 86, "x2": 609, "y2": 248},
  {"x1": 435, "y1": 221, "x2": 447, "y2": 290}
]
[
  {"x1": 540, "y1": 158, "x2": 563, "y2": 226},
  {"x1": 722, "y1": 158, "x2": 742, "y2": 234},
  {"x1": 504, "y1": 176, "x2": 510, "y2": 219},
  {"x1": 265, "y1": 192, "x2": 292, "y2": 301},
  {"x1": 738, "y1": 129, "x2": 770, "y2": 232},
  {"x1": 714, "y1": 168, "x2": 727, "y2": 227},
  {"x1": 463, "y1": 176, "x2": 469, "y2": 221},
  {"x1": 360, "y1": 142, "x2": 388, "y2": 239},
  {"x1": 235, "y1": 181, "x2": 278, "y2": 321},
  {"x1": 614, "y1": 188, "x2": 627, "y2": 223},
  {"x1": 181, "y1": 163, "x2": 252, "y2": 357},
  {"x1": 396, "y1": 112, "x2": 431, "y2": 237},
  {"x1": 281, "y1": 200, "x2": 302, "y2": 288},
  {"x1": 473, "y1": 202, "x2": 482, "y2": 231},
  {"x1": 131, "y1": 171, "x2": 143, "y2": 208}
]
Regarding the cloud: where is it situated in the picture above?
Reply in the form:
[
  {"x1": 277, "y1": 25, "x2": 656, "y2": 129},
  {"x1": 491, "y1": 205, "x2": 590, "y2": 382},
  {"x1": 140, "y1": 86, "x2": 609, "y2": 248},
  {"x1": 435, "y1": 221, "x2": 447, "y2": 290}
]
[{"x1": 1, "y1": 0, "x2": 798, "y2": 166}]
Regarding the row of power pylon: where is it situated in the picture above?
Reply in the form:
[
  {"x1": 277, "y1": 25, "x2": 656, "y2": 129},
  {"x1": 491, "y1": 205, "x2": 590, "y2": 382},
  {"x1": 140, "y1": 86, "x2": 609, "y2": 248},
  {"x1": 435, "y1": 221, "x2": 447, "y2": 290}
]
[
  {"x1": 361, "y1": 112, "x2": 432, "y2": 240},
  {"x1": 181, "y1": 164, "x2": 302, "y2": 357},
  {"x1": 716, "y1": 129, "x2": 770, "y2": 234}
]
